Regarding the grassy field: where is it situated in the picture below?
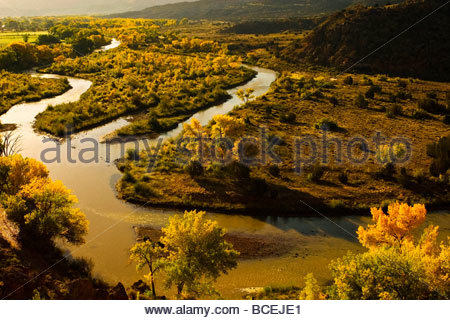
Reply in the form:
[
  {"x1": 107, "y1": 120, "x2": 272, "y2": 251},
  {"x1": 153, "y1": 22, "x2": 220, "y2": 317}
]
[{"x1": 0, "y1": 31, "x2": 47, "y2": 47}]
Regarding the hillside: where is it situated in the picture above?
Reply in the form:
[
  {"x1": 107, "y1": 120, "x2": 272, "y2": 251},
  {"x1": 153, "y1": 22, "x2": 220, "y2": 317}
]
[
  {"x1": 109, "y1": 0, "x2": 402, "y2": 21},
  {"x1": 0, "y1": 211, "x2": 128, "y2": 300},
  {"x1": 221, "y1": 17, "x2": 321, "y2": 34},
  {"x1": 282, "y1": 0, "x2": 450, "y2": 81}
]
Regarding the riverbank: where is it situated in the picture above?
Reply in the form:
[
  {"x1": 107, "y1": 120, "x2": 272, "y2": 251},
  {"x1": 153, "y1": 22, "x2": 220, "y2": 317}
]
[
  {"x1": 101, "y1": 68, "x2": 258, "y2": 143},
  {"x1": 117, "y1": 69, "x2": 450, "y2": 216},
  {"x1": 0, "y1": 71, "x2": 72, "y2": 116}
]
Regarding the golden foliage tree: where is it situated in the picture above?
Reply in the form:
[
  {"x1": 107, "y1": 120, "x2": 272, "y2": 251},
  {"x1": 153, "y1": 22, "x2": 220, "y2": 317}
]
[
  {"x1": 357, "y1": 202, "x2": 427, "y2": 248},
  {"x1": 237, "y1": 88, "x2": 255, "y2": 104},
  {"x1": 330, "y1": 203, "x2": 450, "y2": 299},
  {"x1": 0, "y1": 155, "x2": 88, "y2": 246},
  {"x1": 0, "y1": 154, "x2": 49, "y2": 195},
  {"x1": 211, "y1": 114, "x2": 245, "y2": 140},
  {"x1": 160, "y1": 210, "x2": 238, "y2": 298},
  {"x1": 3, "y1": 178, "x2": 88, "y2": 245}
]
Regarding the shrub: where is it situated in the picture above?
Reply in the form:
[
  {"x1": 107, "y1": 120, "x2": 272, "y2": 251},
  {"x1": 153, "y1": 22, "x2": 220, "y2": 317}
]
[
  {"x1": 307, "y1": 163, "x2": 325, "y2": 183},
  {"x1": 126, "y1": 149, "x2": 140, "y2": 161},
  {"x1": 329, "y1": 96, "x2": 338, "y2": 106},
  {"x1": 123, "y1": 171, "x2": 136, "y2": 183},
  {"x1": 446, "y1": 92, "x2": 450, "y2": 109},
  {"x1": 338, "y1": 171, "x2": 348, "y2": 184},
  {"x1": 411, "y1": 109, "x2": 432, "y2": 120},
  {"x1": 355, "y1": 94, "x2": 368, "y2": 108},
  {"x1": 377, "y1": 75, "x2": 388, "y2": 81},
  {"x1": 426, "y1": 92, "x2": 437, "y2": 99},
  {"x1": 396, "y1": 169, "x2": 411, "y2": 187},
  {"x1": 377, "y1": 144, "x2": 406, "y2": 164},
  {"x1": 386, "y1": 104, "x2": 402, "y2": 118},
  {"x1": 397, "y1": 79, "x2": 408, "y2": 88},
  {"x1": 185, "y1": 160, "x2": 204, "y2": 177},
  {"x1": 312, "y1": 90, "x2": 324, "y2": 99},
  {"x1": 444, "y1": 115, "x2": 450, "y2": 125},
  {"x1": 418, "y1": 98, "x2": 446, "y2": 114},
  {"x1": 365, "y1": 89, "x2": 375, "y2": 99},
  {"x1": 148, "y1": 112, "x2": 162, "y2": 131},
  {"x1": 134, "y1": 182, "x2": 156, "y2": 198},
  {"x1": 224, "y1": 160, "x2": 250, "y2": 180},
  {"x1": 427, "y1": 135, "x2": 450, "y2": 176},
  {"x1": 361, "y1": 76, "x2": 373, "y2": 86},
  {"x1": 343, "y1": 75, "x2": 353, "y2": 85},
  {"x1": 395, "y1": 91, "x2": 412, "y2": 100},
  {"x1": 330, "y1": 203, "x2": 450, "y2": 300},
  {"x1": 385, "y1": 108, "x2": 395, "y2": 118},
  {"x1": 315, "y1": 118, "x2": 339, "y2": 132},
  {"x1": 36, "y1": 34, "x2": 60, "y2": 45},
  {"x1": 365, "y1": 85, "x2": 381, "y2": 99},
  {"x1": 268, "y1": 164, "x2": 281, "y2": 177},
  {"x1": 328, "y1": 199, "x2": 345, "y2": 209},
  {"x1": 412, "y1": 169, "x2": 427, "y2": 183},
  {"x1": 280, "y1": 112, "x2": 296, "y2": 124},
  {"x1": 376, "y1": 162, "x2": 396, "y2": 179}
]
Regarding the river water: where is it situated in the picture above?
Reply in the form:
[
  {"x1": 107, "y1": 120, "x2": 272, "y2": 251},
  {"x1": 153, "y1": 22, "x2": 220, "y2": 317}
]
[{"x1": 1, "y1": 41, "x2": 449, "y2": 298}]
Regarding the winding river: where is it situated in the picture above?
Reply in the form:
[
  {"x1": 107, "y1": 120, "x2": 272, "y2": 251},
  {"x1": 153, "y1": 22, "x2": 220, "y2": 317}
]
[{"x1": 2, "y1": 41, "x2": 449, "y2": 298}]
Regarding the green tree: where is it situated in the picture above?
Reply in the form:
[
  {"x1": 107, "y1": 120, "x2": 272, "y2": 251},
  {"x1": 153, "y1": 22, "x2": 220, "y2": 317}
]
[
  {"x1": 160, "y1": 210, "x2": 239, "y2": 298},
  {"x1": 72, "y1": 38, "x2": 95, "y2": 56},
  {"x1": 36, "y1": 34, "x2": 60, "y2": 45},
  {"x1": 129, "y1": 239, "x2": 166, "y2": 299}
]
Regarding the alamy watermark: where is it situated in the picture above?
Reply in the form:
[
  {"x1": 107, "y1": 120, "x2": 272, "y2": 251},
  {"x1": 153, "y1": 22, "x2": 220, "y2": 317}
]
[{"x1": 39, "y1": 126, "x2": 412, "y2": 175}]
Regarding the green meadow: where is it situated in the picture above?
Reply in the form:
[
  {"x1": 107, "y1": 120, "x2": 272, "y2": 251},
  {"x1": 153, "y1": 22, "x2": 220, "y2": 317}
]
[{"x1": 0, "y1": 31, "x2": 47, "y2": 47}]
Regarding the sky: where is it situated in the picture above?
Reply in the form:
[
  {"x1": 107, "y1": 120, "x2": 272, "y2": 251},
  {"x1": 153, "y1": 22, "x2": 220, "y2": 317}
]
[{"x1": 0, "y1": 0, "x2": 196, "y2": 16}]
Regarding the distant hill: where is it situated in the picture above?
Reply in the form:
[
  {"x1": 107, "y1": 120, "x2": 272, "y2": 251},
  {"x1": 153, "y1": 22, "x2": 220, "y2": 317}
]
[
  {"x1": 109, "y1": 0, "x2": 403, "y2": 21},
  {"x1": 282, "y1": 0, "x2": 450, "y2": 81},
  {"x1": 0, "y1": 0, "x2": 196, "y2": 17},
  {"x1": 221, "y1": 17, "x2": 322, "y2": 34}
]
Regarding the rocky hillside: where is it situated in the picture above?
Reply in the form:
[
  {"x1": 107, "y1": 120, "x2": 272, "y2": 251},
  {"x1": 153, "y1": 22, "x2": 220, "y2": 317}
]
[
  {"x1": 110, "y1": 0, "x2": 402, "y2": 21},
  {"x1": 221, "y1": 17, "x2": 321, "y2": 34},
  {"x1": 282, "y1": 0, "x2": 450, "y2": 81},
  {"x1": 0, "y1": 211, "x2": 128, "y2": 300}
]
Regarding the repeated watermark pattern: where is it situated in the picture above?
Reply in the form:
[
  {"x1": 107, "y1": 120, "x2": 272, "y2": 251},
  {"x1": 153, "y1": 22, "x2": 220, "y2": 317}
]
[{"x1": 39, "y1": 126, "x2": 412, "y2": 174}]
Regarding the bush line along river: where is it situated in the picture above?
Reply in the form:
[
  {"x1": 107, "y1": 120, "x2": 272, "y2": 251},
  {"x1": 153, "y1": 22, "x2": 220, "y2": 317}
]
[{"x1": 1, "y1": 40, "x2": 449, "y2": 298}]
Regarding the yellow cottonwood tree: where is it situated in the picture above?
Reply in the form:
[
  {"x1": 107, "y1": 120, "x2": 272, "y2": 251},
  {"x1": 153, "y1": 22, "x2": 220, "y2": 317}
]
[
  {"x1": 357, "y1": 202, "x2": 427, "y2": 248},
  {"x1": 211, "y1": 115, "x2": 245, "y2": 140},
  {"x1": 0, "y1": 155, "x2": 88, "y2": 246},
  {"x1": 0, "y1": 155, "x2": 49, "y2": 195},
  {"x1": 330, "y1": 203, "x2": 450, "y2": 299}
]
